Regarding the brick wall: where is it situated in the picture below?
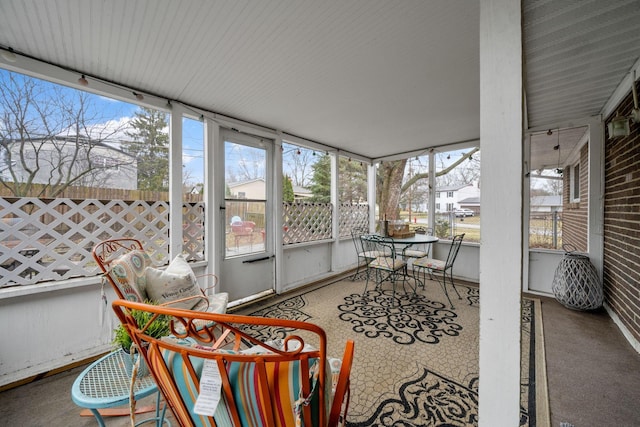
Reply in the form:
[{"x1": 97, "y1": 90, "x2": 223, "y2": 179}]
[
  {"x1": 561, "y1": 143, "x2": 589, "y2": 252},
  {"x1": 603, "y1": 80, "x2": 640, "y2": 344}
]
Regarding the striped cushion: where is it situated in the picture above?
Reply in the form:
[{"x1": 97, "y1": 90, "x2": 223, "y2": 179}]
[
  {"x1": 413, "y1": 257, "x2": 446, "y2": 270},
  {"x1": 157, "y1": 343, "x2": 335, "y2": 427},
  {"x1": 109, "y1": 250, "x2": 152, "y2": 301}
]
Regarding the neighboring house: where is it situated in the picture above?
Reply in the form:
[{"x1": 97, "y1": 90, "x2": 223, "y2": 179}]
[
  {"x1": 458, "y1": 196, "x2": 481, "y2": 215},
  {"x1": 530, "y1": 195, "x2": 562, "y2": 215},
  {"x1": 292, "y1": 185, "x2": 312, "y2": 200},
  {"x1": 227, "y1": 178, "x2": 266, "y2": 199},
  {"x1": 435, "y1": 183, "x2": 481, "y2": 213},
  {"x1": 1, "y1": 136, "x2": 137, "y2": 190}
]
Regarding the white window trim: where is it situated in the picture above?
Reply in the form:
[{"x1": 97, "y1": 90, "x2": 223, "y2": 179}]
[{"x1": 570, "y1": 162, "x2": 580, "y2": 203}]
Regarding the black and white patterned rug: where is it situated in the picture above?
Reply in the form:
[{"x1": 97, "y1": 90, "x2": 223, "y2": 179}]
[{"x1": 240, "y1": 278, "x2": 545, "y2": 426}]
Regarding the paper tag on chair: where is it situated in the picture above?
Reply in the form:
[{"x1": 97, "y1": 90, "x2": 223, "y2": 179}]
[{"x1": 193, "y1": 359, "x2": 222, "y2": 416}]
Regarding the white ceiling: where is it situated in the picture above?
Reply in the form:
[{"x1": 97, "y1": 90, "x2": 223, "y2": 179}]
[{"x1": 0, "y1": 0, "x2": 639, "y2": 162}]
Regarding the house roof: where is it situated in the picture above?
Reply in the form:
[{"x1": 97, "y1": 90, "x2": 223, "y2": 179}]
[
  {"x1": 459, "y1": 197, "x2": 480, "y2": 205},
  {"x1": 227, "y1": 178, "x2": 265, "y2": 188},
  {"x1": 437, "y1": 184, "x2": 473, "y2": 192},
  {"x1": 1, "y1": 1, "x2": 638, "y2": 163},
  {"x1": 5, "y1": 135, "x2": 136, "y2": 158},
  {"x1": 292, "y1": 185, "x2": 311, "y2": 197},
  {"x1": 531, "y1": 195, "x2": 562, "y2": 207}
]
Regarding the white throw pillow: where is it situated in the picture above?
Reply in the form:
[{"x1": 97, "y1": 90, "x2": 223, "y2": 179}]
[{"x1": 145, "y1": 254, "x2": 203, "y2": 309}]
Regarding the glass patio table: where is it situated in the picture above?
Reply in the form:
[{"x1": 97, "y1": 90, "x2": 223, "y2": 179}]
[{"x1": 363, "y1": 233, "x2": 439, "y2": 254}]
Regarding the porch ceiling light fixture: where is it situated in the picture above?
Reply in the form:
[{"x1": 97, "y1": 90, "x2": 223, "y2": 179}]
[
  {"x1": 608, "y1": 113, "x2": 630, "y2": 138},
  {"x1": 608, "y1": 70, "x2": 640, "y2": 139},
  {"x1": 554, "y1": 129, "x2": 563, "y2": 175},
  {"x1": 631, "y1": 69, "x2": 640, "y2": 124}
]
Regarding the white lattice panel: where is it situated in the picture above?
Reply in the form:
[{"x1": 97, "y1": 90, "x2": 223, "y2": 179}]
[
  {"x1": 0, "y1": 197, "x2": 204, "y2": 287},
  {"x1": 283, "y1": 202, "x2": 332, "y2": 245},
  {"x1": 339, "y1": 203, "x2": 369, "y2": 238},
  {"x1": 183, "y1": 202, "x2": 205, "y2": 261}
]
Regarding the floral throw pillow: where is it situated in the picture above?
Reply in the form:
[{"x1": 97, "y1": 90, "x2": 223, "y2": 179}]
[{"x1": 109, "y1": 250, "x2": 152, "y2": 302}]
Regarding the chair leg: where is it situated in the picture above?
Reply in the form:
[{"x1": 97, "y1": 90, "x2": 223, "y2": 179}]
[
  {"x1": 439, "y1": 269, "x2": 455, "y2": 309},
  {"x1": 352, "y1": 258, "x2": 361, "y2": 281},
  {"x1": 446, "y1": 268, "x2": 462, "y2": 300},
  {"x1": 362, "y1": 264, "x2": 371, "y2": 295}
]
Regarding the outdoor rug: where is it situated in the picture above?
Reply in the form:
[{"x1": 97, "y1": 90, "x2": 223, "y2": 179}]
[{"x1": 237, "y1": 276, "x2": 549, "y2": 426}]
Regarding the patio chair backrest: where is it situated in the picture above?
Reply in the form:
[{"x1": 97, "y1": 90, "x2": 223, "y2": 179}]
[
  {"x1": 112, "y1": 299, "x2": 355, "y2": 427},
  {"x1": 361, "y1": 234, "x2": 396, "y2": 262},
  {"x1": 351, "y1": 226, "x2": 369, "y2": 254},
  {"x1": 445, "y1": 233, "x2": 465, "y2": 269}
]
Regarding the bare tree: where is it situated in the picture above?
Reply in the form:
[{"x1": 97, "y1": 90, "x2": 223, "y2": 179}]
[
  {"x1": 377, "y1": 147, "x2": 480, "y2": 220},
  {"x1": 283, "y1": 145, "x2": 316, "y2": 187},
  {"x1": 0, "y1": 71, "x2": 134, "y2": 197}
]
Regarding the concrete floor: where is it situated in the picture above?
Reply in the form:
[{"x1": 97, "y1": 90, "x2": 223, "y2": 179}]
[
  {"x1": 538, "y1": 295, "x2": 640, "y2": 426},
  {"x1": 1, "y1": 294, "x2": 639, "y2": 426}
]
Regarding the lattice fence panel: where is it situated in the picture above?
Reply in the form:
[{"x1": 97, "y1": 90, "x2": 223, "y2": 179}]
[
  {"x1": 283, "y1": 202, "x2": 332, "y2": 245},
  {"x1": 183, "y1": 202, "x2": 205, "y2": 262},
  {"x1": 338, "y1": 203, "x2": 369, "y2": 238},
  {"x1": 0, "y1": 197, "x2": 204, "y2": 287}
]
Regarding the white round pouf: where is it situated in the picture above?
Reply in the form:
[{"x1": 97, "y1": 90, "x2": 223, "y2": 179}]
[{"x1": 552, "y1": 248, "x2": 603, "y2": 311}]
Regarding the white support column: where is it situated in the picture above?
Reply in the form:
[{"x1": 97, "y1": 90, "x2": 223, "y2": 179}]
[
  {"x1": 428, "y1": 151, "x2": 436, "y2": 232},
  {"x1": 169, "y1": 104, "x2": 185, "y2": 259},
  {"x1": 587, "y1": 116, "x2": 604, "y2": 281},
  {"x1": 479, "y1": 1, "x2": 523, "y2": 426},
  {"x1": 274, "y1": 136, "x2": 284, "y2": 292},
  {"x1": 368, "y1": 163, "x2": 377, "y2": 232},
  {"x1": 331, "y1": 152, "x2": 339, "y2": 269},
  {"x1": 204, "y1": 119, "x2": 219, "y2": 279}
]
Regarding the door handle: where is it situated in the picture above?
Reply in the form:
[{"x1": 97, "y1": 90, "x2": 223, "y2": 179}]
[{"x1": 242, "y1": 255, "x2": 273, "y2": 264}]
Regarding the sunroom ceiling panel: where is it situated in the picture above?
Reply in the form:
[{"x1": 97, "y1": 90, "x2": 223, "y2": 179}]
[
  {"x1": 0, "y1": 0, "x2": 479, "y2": 159},
  {"x1": 524, "y1": 0, "x2": 640, "y2": 130}
]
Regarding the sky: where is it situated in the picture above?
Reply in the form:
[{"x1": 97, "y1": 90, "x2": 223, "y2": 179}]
[{"x1": 0, "y1": 68, "x2": 207, "y2": 184}]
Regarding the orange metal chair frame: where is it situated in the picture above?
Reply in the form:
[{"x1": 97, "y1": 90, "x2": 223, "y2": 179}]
[
  {"x1": 93, "y1": 238, "x2": 218, "y2": 307},
  {"x1": 113, "y1": 300, "x2": 355, "y2": 427}
]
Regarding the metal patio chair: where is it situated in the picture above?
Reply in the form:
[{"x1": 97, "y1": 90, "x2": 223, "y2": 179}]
[
  {"x1": 350, "y1": 227, "x2": 380, "y2": 281},
  {"x1": 112, "y1": 299, "x2": 355, "y2": 427},
  {"x1": 361, "y1": 234, "x2": 408, "y2": 301},
  {"x1": 412, "y1": 233, "x2": 465, "y2": 308}
]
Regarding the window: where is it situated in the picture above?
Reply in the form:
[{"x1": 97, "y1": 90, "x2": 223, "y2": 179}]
[
  {"x1": 436, "y1": 203, "x2": 441, "y2": 211},
  {"x1": 281, "y1": 142, "x2": 333, "y2": 243},
  {"x1": 182, "y1": 117, "x2": 204, "y2": 262},
  {"x1": 570, "y1": 163, "x2": 580, "y2": 202},
  {"x1": 0, "y1": 68, "x2": 174, "y2": 286},
  {"x1": 436, "y1": 192, "x2": 441, "y2": 198},
  {"x1": 434, "y1": 147, "x2": 480, "y2": 241}
]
